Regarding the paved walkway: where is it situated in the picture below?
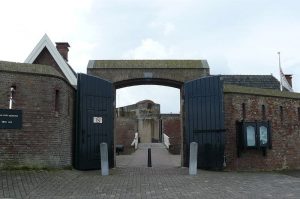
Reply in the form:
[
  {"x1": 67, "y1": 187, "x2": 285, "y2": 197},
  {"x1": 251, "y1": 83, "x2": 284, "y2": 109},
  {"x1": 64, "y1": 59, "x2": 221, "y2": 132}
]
[
  {"x1": 0, "y1": 144, "x2": 300, "y2": 199},
  {"x1": 116, "y1": 143, "x2": 180, "y2": 168}
]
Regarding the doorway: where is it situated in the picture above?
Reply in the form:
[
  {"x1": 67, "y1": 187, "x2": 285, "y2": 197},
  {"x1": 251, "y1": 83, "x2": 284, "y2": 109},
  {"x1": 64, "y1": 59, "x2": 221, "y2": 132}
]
[{"x1": 115, "y1": 85, "x2": 182, "y2": 168}]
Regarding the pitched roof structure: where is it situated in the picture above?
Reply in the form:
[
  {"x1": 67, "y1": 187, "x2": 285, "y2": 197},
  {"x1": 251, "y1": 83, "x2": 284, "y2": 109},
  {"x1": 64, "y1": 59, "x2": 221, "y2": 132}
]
[
  {"x1": 24, "y1": 34, "x2": 77, "y2": 86},
  {"x1": 221, "y1": 75, "x2": 281, "y2": 90}
]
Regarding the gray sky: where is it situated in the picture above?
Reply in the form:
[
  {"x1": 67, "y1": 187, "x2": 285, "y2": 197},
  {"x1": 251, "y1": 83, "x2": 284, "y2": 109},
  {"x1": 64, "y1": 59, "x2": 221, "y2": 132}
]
[{"x1": 1, "y1": 0, "x2": 299, "y2": 113}]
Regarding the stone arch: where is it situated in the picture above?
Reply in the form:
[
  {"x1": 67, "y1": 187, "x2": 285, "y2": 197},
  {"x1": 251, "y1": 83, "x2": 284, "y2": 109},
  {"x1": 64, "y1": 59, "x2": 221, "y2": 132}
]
[
  {"x1": 86, "y1": 60, "x2": 210, "y2": 167},
  {"x1": 114, "y1": 78, "x2": 183, "y2": 89},
  {"x1": 87, "y1": 60, "x2": 210, "y2": 85}
]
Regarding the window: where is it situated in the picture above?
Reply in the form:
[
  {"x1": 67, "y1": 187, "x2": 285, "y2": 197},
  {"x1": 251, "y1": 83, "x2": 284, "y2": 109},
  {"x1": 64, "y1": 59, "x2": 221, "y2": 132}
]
[
  {"x1": 246, "y1": 126, "x2": 256, "y2": 147},
  {"x1": 242, "y1": 103, "x2": 246, "y2": 119},
  {"x1": 237, "y1": 121, "x2": 272, "y2": 157},
  {"x1": 298, "y1": 107, "x2": 300, "y2": 121},
  {"x1": 261, "y1": 105, "x2": 266, "y2": 120},
  {"x1": 242, "y1": 121, "x2": 271, "y2": 149},
  {"x1": 67, "y1": 94, "x2": 71, "y2": 116},
  {"x1": 279, "y1": 106, "x2": 283, "y2": 121},
  {"x1": 259, "y1": 126, "x2": 268, "y2": 146},
  {"x1": 55, "y1": 90, "x2": 60, "y2": 112}
]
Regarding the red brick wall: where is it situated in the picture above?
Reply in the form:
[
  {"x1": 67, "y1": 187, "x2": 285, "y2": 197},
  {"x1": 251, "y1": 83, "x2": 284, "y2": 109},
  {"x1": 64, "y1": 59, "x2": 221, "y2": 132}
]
[
  {"x1": 224, "y1": 93, "x2": 300, "y2": 170},
  {"x1": 115, "y1": 117, "x2": 136, "y2": 154},
  {"x1": 161, "y1": 115, "x2": 181, "y2": 154},
  {"x1": 33, "y1": 48, "x2": 66, "y2": 78},
  {"x1": 0, "y1": 71, "x2": 75, "y2": 168}
]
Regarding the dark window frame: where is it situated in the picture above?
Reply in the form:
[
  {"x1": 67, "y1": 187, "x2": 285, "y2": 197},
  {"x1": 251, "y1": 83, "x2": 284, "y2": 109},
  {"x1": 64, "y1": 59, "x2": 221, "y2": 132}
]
[
  {"x1": 55, "y1": 89, "x2": 60, "y2": 112},
  {"x1": 236, "y1": 120, "x2": 272, "y2": 157},
  {"x1": 279, "y1": 106, "x2": 283, "y2": 122},
  {"x1": 242, "y1": 103, "x2": 246, "y2": 119},
  {"x1": 67, "y1": 94, "x2": 71, "y2": 116},
  {"x1": 261, "y1": 105, "x2": 266, "y2": 120},
  {"x1": 242, "y1": 121, "x2": 272, "y2": 149}
]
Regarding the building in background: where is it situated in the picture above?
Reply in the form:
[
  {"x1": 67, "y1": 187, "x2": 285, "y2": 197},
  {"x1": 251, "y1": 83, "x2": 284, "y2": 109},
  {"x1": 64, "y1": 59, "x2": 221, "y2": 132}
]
[{"x1": 116, "y1": 100, "x2": 181, "y2": 154}]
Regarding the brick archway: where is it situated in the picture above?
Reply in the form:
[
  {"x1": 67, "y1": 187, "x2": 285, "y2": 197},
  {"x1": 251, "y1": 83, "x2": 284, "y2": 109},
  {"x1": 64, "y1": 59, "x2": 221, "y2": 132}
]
[
  {"x1": 87, "y1": 60, "x2": 210, "y2": 84},
  {"x1": 87, "y1": 60, "x2": 210, "y2": 167},
  {"x1": 114, "y1": 78, "x2": 183, "y2": 89}
]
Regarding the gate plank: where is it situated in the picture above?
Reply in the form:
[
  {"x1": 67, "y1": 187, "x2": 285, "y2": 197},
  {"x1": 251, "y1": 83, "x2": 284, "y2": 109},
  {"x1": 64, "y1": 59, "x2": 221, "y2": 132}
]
[
  {"x1": 75, "y1": 73, "x2": 114, "y2": 170},
  {"x1": 184, "y1": 76, "x2": 225, "y2": 170}
]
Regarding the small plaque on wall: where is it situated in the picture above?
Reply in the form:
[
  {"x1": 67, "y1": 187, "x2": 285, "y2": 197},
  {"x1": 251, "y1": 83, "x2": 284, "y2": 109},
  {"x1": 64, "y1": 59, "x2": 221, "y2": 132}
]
[
  {"x1": 0, "y1": 109, "x2": 22, "y2": 129},
  {"x1": 93, "y1": 117, "x2": 103, "y2": 124}
]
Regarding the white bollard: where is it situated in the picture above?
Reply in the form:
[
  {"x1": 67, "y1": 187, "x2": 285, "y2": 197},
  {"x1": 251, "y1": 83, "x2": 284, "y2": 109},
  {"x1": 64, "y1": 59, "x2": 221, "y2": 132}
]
[
  {"x1": 189, "y1": 142, "x2": 198, "y2": 175},
  {"x1": 100, "y1": 143, "x2": 109, "y2": 176}
]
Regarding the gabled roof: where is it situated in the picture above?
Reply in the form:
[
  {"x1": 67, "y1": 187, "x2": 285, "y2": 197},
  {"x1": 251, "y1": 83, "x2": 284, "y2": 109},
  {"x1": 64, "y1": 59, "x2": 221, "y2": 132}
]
[
  {"x1": 221, "y1": 75, "x2": 280, "y2": 90},
  {"x1": 24, "y1": 34, "x2": 77, "y2": 86}
]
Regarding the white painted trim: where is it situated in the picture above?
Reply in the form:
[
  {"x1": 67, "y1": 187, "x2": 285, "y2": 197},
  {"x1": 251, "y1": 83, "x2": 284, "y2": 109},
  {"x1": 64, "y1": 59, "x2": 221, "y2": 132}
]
[{"x1": 25, "y1": 34, "x2": 77, "y2": 86}]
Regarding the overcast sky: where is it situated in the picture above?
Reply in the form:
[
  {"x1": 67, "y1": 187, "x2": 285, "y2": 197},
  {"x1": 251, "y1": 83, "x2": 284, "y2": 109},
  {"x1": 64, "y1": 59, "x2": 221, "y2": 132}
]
[{"x1": 1, "y1": 0, "x2": 300, "y2": 113}]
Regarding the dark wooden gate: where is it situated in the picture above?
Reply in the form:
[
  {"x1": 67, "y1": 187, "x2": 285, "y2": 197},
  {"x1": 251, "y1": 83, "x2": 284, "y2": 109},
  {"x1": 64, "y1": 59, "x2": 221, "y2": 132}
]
[
  {"x1": 74, "y1": 73, "x2": 114, "y2": 170},
  {"x1": 184, "y1": 76, "x2": 225, "y2": 170}
]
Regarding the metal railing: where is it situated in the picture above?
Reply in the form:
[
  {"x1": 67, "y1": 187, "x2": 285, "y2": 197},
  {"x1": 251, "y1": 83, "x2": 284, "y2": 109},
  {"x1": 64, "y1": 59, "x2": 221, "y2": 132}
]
[{"x1": 162, "y1": 133, "x2": 170, "y2": 149}]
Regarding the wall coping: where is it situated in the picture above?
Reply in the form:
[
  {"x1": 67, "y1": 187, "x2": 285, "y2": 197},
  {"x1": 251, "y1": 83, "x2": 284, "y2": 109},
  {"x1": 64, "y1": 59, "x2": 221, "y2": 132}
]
[
  {"x1": 88, "y1": 60, "x2": 209, "y2": 69},
  {"x1": 224, "y1": 84, "x2": 300, "y2": 99},
  {"x1": 0, "y1": 61, "x2": 75, "y2": 88}
]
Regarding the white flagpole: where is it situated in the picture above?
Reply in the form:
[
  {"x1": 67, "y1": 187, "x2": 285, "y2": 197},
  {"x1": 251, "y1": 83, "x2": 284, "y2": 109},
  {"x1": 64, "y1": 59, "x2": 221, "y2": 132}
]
[{"x1": 278, "y1": 52, "x2": 283, "y2": 91}]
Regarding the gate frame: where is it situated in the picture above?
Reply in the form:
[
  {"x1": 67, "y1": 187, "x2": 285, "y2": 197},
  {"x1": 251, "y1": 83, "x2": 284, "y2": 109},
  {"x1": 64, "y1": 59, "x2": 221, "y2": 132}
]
[
  {"x1": 74, "y1": 73, "x2": 114, "y2": 170},
  {"x1": 75, "y1": 74, "x2": 225, "y2": 170},
  {"x1": 183, "y1": 75, "x2": 225, "y2": 169}
]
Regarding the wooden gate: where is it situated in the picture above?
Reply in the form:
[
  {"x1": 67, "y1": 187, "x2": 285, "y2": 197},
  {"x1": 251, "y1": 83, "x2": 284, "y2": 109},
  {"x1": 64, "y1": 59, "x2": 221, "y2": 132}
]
[
  {"x1": 74, "y1": 73, "x2": 114, "y2": 170},
  {"x1": 184, "y1": 76, "x2": 225, "y2": 170}
]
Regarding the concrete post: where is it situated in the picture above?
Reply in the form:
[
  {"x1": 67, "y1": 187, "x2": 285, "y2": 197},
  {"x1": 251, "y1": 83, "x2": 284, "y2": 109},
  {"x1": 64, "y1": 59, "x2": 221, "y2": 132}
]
[
  {"x1": 189, "y1": 142, "x2": 198, "y2": 175},
  {"x1": 100, "y1": 142, "x2": 109, "y2": 176}
]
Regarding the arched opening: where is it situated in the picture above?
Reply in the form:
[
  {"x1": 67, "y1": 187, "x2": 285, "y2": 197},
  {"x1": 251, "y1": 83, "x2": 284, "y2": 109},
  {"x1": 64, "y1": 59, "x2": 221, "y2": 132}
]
[
  {"x1": 114, "y1": 78, "x2": 183, "y2": 89},
  {"x1": 114, "y1": 83, "x2": 183, "y2": 168},
  {"x1": 75, "y1": 72, "x2": 225, "y2": 171}
]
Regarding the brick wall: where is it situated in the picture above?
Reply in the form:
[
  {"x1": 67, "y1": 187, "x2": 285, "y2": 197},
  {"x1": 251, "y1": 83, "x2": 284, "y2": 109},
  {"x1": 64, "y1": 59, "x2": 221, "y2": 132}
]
[
  {"x1": 33, "y1": 48, "x2": 66, "y2": 78},
  {"x1": 115, "y1": 117, "x2": 136, "y2": 154},
  {"x1": 224, "y1": 93, "x2": 300, "y2": 170},
  {"x1": 161, "y1": 115, "x2": 181, "y2": 154},
  {"x1": 0, "y1": 70, "x2": 75, "y2": 168}
]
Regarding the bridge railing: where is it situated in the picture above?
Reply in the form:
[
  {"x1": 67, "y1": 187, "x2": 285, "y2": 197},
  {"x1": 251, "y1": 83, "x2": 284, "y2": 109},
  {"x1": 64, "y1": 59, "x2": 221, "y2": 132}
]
[{"x1": 163, "y1": 133, "x2": 170, "y2": 149}]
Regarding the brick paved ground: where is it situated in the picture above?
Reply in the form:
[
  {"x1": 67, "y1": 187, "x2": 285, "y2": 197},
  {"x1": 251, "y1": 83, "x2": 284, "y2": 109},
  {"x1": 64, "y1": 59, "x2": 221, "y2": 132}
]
[
  {"x1": 116, "y1": 143, "x2": 181, "y2": 167},
  {"x1": 1, "y1": 145, "x2": 300, "y2": 199}
]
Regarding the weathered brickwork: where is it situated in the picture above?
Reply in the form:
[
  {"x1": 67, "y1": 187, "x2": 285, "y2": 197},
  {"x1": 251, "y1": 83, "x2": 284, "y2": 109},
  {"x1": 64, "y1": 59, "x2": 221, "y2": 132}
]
[
  {"x1": 115, "y1": 105, "x2": 182, "y2": 154},
  {"x1": 115, "y1": 117, "x2": 136, "y2": 154},
  {"x1": 116, "y1": 100, "x2": 161, "y2": 145},
  {"x1": 88, "y1": 60, "x2": 210, "y2": 88},
  {"x1": 2, "y1": 54, "x2": 300, "y2": 172},
  {"x1": 33, "y1": 48, "x2": 66, "y2": 78},
  {"x1": 224, "y1": 92, "x2": 300, "y2": 170},
  {"x1": 0, "y1": 65, "x2": 75, "y2": 168},
  {"x1": 161, "y1": 114, "x2": 181, "y2": 154}
]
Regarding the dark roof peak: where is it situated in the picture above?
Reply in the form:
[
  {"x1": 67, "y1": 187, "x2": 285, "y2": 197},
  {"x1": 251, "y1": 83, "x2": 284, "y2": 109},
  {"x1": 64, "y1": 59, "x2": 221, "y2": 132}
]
[{"x1": 221, "y1": 75, "x2": 280, "y2": 90}]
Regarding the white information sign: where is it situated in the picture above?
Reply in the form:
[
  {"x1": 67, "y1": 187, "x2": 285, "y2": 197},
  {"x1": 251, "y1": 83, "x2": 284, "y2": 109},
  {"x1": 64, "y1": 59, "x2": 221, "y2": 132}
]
[{"x1": 93, "y1": 117, "x2": 103, "y2": 124}]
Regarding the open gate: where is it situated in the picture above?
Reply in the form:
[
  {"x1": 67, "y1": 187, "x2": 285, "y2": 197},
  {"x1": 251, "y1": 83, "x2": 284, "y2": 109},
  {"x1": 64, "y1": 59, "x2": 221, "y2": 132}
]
[
  {"x1": 184, "y1": 76, "x2": 225, "y2": 170},
  {"x1": 74, "y1": 73, "x2": 114, "y2": 170}
]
